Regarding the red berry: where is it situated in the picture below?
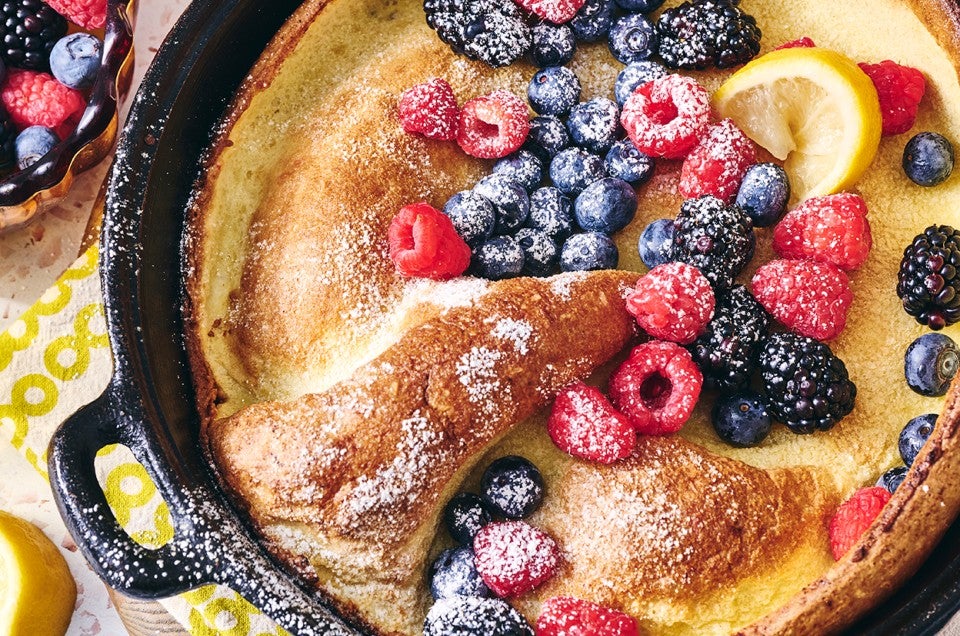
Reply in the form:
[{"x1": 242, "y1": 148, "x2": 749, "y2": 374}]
[
  {"x1": 620, "y1": 74, "x2": 710, "y2": 159},
  {"x1": 457, "y1": 90, "x2": 530, "y2": 159},
  {"x1": 608, "y1": 341, "x2": 703, "y2": 436},
  {"x1": 858, "y1": 60, "x2": 926, "y2": 136},
  {"x1": 547, "y1": 382, "x2": 635, "y2": 464},
  {"x1": 625, "y1": 262, "x2": 715, "y2": 344},
  {"x1": 1, "y1": 70, "x2": 84, "y2": 138},
  {"x1": 515, "y1": 0, "x2": 585, "y2": 24},
  {"x1": 776, "y1": 37, "x2": 816, "y2": 49},
  {"x1": 773, "y1": 193, "x2": 872, "y2": 271},
  {"x1": 829, "y1": 486, "x2": 892, "y2": 561},
  {"x1": 388, "y1": 202, "x2": 471, "y2": 280},
  {"x1": 678, "y1": 118, "x2": 756, "y2": 203},
  {"x1": 46, "y1": 0, "x2": 105, "y2": 29},
  {"x1": 397, "y1": 78, "x2": 460, "y2": 141},
  {"x1": 752, "y1": 259, "x2": 853, "y2": 341},
  {"x1": 537, "y1": 597, "x2": 639, "y2": 636},
  {"x1": 473, "y1": 521, "x2": 560, "y2": 598}
]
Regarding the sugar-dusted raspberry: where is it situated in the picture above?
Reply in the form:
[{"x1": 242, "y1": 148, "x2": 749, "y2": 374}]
[
  {"x1": 752, "y1": 259, "x2": 853, "y2": 341},
  {"x1": 608, "y1": 341, "x2": 703, "y2": 435},
  {"x1": 473, "y1": 521, "x2": 560, "y2": 598},
  {"x1": 679, "y1": 118, "x2": 756, "y2": 203},
  {"x1": 829, "y1": 486, "x2": 892, "y2": 560},
  {"x1": 858, "y1": 60, "x2": 926, "y2": 136},
  {"x1": 776, "y1": 37, "x2": 815, "y2": 50},
  {"x1": 46, "y1": 0, "x2": 105, "y2": 29},
  {"x1": 1, "y1": 69, "x2": 84, "y2": 138},
  {"x1": 537, "y1": 597, "x2": 639, "y2": 636},
  {"x1": 625, "y1": 262, "x2": 715, "y2": 344},
  {"x1": 397, "y1": 78, "x2": 460, "y2": 141},
  {"x1": 620, "y1": 74, "x2": 710, "y2": 159},
  {"x1": 388, "y1": 202, "x2": 471, "y2": 280},
  {"x1": 547, "y1": 381, "x2": 635, "y2": 464},
  {"x1": 773, "y1": 192, "x2": 872, "y2": 271},
  {"x1": 458, "y1": 90, "x2": 530, "y2": 159},
  {"x1": 515, "y1": 0, "x2": 585, "y2": 25}
]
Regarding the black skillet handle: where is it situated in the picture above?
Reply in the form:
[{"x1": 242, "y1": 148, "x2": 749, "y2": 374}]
[{"x1": 48, "y1": 381, "x2": 213, "y2": 599}]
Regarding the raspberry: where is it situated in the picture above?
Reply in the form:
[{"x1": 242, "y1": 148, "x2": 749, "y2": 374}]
[
  {"x1": 679, "y1": 118, "x2": 756, "y2": 203},
  {"x1": 388, "y1": 202, "x2": 471, "y2": 280},
  {"x1": 773, "y1": 193, "x2": 872, "y2": 271},
  {"x1": 457, "y1": 90, "x2": 530, "y2": 159},
  {"x1": 1, "y1": 69, "x2": 83, "y2": 138},
  {"x1": 829, "y1": 486, "x2": 891, "y2": 561},
  {"x1": 537, "y1": 597, "x2": 639, "y2": 636},
  {"x1": 625, "y1": 262, "x2": 715, "y2": 344},
  {"x1": 858, "y1": 60, "x2": 926, "y2": 136},
  {"x1": 752, "y1": 259, "x2": 853, "y2": 341},
  {"x1": 397, "y1": 78, "x2": 460, "y2": 141},
  {"x1": 547, "y1": 381, "x2": 636, "y2": 464},
  {"x1": 473, "y1": 521, "x2": 560, "y2": 598},
  {"x1": 776, "y1": 37, "x2": 816, "y2": 49},
  {"x1": 620, "y1": 74, "x2": 710, "y2": 159},
  {"x1": 515, "y1": 0, "x2": 585, "y2": 25},
  {"x1": 45, "y1": 0, "x2": 106, "y2": 29},
  {"x1": 608, "y1": 341, "x2": 703, "y2": 436}
]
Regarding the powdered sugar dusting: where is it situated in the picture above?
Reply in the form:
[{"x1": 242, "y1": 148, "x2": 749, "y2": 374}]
[
  {"x1": 456, "y1": 346, "x2": 509, "y2": 416},
  {"x1": 550, "y1": 271, "x2": 588, "y2": 301},
  {"x1": 490, "y1": 317, "x2": 534, "y2": 355}
]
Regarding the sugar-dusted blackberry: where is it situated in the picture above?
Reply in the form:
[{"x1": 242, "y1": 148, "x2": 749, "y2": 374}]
[
  {"x1": 671, "y1": 195, "x2": 755, "y2": 290},
  {"x1": 897, "y1": 225, "x2": 960, "y2": 330},
  {"x1": 758, "y1": 333, "x2": 857, "y2": 434},
  {"x1": 423, "y1": 0, "x2": 531, "y2": 68},
  {"x1": 690, "y1": 285, "x2": 769, "y2": 392},
  {"x1": 656, "y1": 0, "x2": 761, "y2": 71},
  {"x1": 0, "y1": 0, "x2": 66, "y2": 71}
]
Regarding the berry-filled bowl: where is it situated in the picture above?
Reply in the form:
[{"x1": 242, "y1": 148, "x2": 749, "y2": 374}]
[{"x1": 0, "y1": 0, "x2": 135, "y2": 232}]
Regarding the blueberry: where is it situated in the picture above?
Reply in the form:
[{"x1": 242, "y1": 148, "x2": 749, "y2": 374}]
[
  {"x1": 549, "y1": 147, "x2": 607, "y2": 196},
  {"x1": 903, "y1": 132, "x2": 955, "y2": 186},
  {"x1": 899, "y1": 413, "x2": 938, "y2": 466},
  {"x1": 614, "y1": 60, "x2": 669, "y2": 107},
  {"x1": 50, "y1": 33, "x2": 102, "y2": 90},
  {"x1": 527, "y1": 186, "x2": 575, "y2": 241},
  {"x1": 574, "y1": 177, "x2": 637, "y2": 235},
  {"x1": 566, "y1": 97, "x2": 620, "y2": 155},
  {"x1": 530, "y1": 23, "x2": 576, "y2": 68},
  {"x1": 605, "y1": 138, "x2": 654, "y2": 185},
  {"x1": 570, "y1": 0, "x2": 614, "y2": 42},
  {"x1": 472, "y1": 236, "x2": 525, "y2": 280},
  {"x1": 613, "y1": 0, "x2": 665, "y2": 12},
  {"x1": 424, "y1": 597, "x2": 534, "y2": 636},
  {"x1": 443, "y1": 492, "x2": 494, "y2": 545},
  {"x1": 474, "y1": 175, "x2": 530, "y2": 234},
  {"x1": 876, "y1": 465, "x2": 908, "y2": 494},
  {"x1": 527, "y1": 66, "x2": 581, "y2": 117},
  {"x1": 493, "y1": 150, "x2": 543, "y2": 192},
  {"x1": 711, "y1": 391, "x2": 772, "y2": 447},
  {"x1": 637, "y1": 218, "x2": 675, "y2": 269},
  {"x1": 480, "y1": 456, "x2": 544, "y2": 519},
  {"x1": 515, "y1": 227, "x2": 559, "y2": 276},
  {"x1": 607, "y1": 14, "x2": 657, "y2": 65},
  {"x1": 904, "y1": 333, "x2": 959, "y2": 396},
  {"x1": 15, "y1": 126, "x2": 58, "y2": 170},
  {"x1": 429, "y1": 547, "x2": 491, "y2": 600},
  {"x1": 735, "y1": 163, "x2": 791, "y2": 228},
  {"x1": 444, "y1": 191, "x2": 496, "y2": 247},
  {"x1": 524, "y1": 116, "x2": 571, "y2": 161},
  {"x1": 560, "y1": 232, "x2": 618, "y2": 271}
]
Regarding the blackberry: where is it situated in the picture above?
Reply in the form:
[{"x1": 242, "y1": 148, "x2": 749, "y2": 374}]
[
  {"x1": 423, "y1": 0, "x2": 531, "y2": 68},
  {"x1": 0, "y1": 0, "x2": 66, "y2": 71},
  {"x1": 690, "y1": 285, "x2": 769, "y2": 392},
  {"x1": 656, "y1": 0, "x2": 761, "y2": 71},
  {"x1": 671, "y1": 195, "x2": 755, "y2": 290},
  {"x1": 758, "y1": 333, "x2": 857, "y2": 434},
  {"x1": 897, "y1": 225, "x2": 960, "y2": 330}
]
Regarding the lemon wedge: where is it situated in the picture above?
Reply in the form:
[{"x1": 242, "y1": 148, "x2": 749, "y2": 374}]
[
  {"x1": 0, "y1": 510, "x2": 76, "y2": 636},
  {"x1": 714, "y1": 47, "x2": 882, "y2": 202}
]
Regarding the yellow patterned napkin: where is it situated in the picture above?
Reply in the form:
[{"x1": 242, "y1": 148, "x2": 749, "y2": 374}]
[{"x1": 0, "y1": 243, "x2": 285, "y2": 636}]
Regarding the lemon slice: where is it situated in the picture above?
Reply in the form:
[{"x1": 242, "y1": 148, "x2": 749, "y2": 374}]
[
  {"x1": 0, "y1": 510, "x2": 76, "y2": 636},
  {"x1": 713, "y1": 47, "x2": 882, "y2": 202}
]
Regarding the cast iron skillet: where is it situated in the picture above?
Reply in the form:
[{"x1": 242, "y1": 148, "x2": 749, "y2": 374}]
[{"x1": 44, "y1": 0, "x2": 960, "y2": 633}]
